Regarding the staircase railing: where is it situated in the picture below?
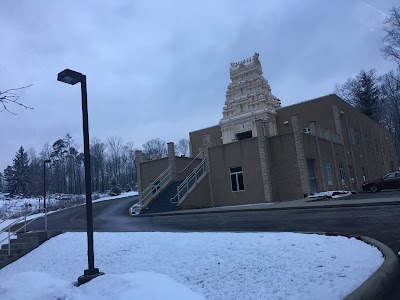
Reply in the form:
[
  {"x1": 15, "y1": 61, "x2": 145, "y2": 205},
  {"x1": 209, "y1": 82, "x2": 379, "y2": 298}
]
[
  {"x1": 0, "y1": 208, "x2": 47, "y2": 255},
  {"x1": 134, "y1": 166, "x2": 172, "y2": 213},
  {"x1": 170, "y1": 159, "x2": 207, "y2": 205},
  {"x1": 176, "y1": 151, "x2": 203, "y2": 178}
]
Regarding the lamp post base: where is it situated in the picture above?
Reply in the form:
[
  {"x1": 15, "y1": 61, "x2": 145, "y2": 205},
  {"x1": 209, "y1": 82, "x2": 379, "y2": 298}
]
[{"x1": 77, "y1": 268, "x2": 104, "y2": 286}]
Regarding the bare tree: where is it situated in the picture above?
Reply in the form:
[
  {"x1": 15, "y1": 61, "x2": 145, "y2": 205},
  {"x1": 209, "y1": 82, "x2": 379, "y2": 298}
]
[
  {"x1": 176, "y1": 138, "x2": 190, "y2": 157},
  {"x1": 107, "y1": 136, "x2": 123, "y2": 179},
  {"x1": 0, "y1": 85, "x2": 33, "y2": 114},
  {"x1": 382, "y1": 6, "x2": 400, "y2": 67},
  {"x1": 380, "y1": 69, "x2": 400, "y2": 161},
  {"x1": 142, "y1": 138, "x2": 168, "y2": 159},
  {"x1": 91, "y1": 137, "x2": 107, "y2": 192}
]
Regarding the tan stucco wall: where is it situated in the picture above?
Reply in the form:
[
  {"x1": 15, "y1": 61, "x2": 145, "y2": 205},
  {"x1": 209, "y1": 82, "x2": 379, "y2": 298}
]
[
  {"x1": 269, "y1": 133, "x2": 303, "y2": 201},
  {"x1": 190, "y1": 125, "x2": 223, "y2": 157},
  {"x1": 179, "y1": 174, "x2": 211, "y2": 210},
  {"x1": 208, "y1": 137, "x2": 265, "y2": 206},
  {"x1": 139, "y1": 158, "x2": 169, "y2": 191}
]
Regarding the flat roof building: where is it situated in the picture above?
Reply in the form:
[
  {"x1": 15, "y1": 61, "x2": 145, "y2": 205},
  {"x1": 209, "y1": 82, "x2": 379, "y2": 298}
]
[{"x1": 132, "y1": 54, "x2": 397, "y2": 214}]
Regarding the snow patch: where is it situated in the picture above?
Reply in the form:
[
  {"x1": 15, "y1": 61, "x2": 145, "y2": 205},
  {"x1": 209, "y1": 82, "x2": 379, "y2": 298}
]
[
  {"x1": 308, "y1": 190, "x2": 352, "y2": 199},
  {"x1": 0, "y1": 271, "x2": 203, "y2": 300},
  {"x1": 0, "y1": 232, "x2": 384, "y2": 300}
]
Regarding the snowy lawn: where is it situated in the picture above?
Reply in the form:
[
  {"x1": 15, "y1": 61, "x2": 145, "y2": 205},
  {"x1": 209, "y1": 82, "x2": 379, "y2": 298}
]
[{"x1": 0, "y1": 232, "x2": 383, "y2": 300}]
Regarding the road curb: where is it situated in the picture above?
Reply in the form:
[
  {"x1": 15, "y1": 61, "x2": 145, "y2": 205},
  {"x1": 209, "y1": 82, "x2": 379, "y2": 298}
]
[
  {"x1": 134, "y1": 200, "x2": 400, "y2": 217},
  {"x1": 345, "y1": 236, "x2": 400, "y2": 300}
]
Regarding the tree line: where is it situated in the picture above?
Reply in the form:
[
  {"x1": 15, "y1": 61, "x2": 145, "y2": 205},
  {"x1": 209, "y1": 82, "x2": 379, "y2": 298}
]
[
  {"x1": 335, "y1": 6, "x2": 400, "y2": 162},
  {"x1": 0, "y1": 135, "x2": 189, "y2": 197}
]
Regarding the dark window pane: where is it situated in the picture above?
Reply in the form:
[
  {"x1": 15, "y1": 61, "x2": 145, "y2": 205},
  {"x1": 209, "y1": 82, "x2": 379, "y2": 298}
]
[
  {"x1": 230, "y1": 167, "x2": 242, "y2": 173},
  {"x1": 231, "y1": 174, "x2": 238, "y2": 191},
  {"x1": 238, "y1": 173, "x2": 244, "y2": 190}
]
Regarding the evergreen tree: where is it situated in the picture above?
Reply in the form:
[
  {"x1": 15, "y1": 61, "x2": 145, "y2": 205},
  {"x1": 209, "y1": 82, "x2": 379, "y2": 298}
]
[
  {"x1": 0, "y1": 171, "x2": 3, "y2": 192},
  {"x1": 3, "y1": 166, "x2": 15, "y2": 195},
  {"x1": 5, "y1": 146, "x2": 30, "y2": 196},
  {"x1": 335, "y1": 69, "x2": 383, "y2": 123},
  {"x1": 110, "y1": 177, "x2": 121, "y2": 196}
]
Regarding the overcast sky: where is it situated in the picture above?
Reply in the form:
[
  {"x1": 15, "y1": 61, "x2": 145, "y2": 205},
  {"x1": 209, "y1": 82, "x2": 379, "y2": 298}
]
[{"x1": 0, "y1": 0, "x2": 397, "y2": 171}]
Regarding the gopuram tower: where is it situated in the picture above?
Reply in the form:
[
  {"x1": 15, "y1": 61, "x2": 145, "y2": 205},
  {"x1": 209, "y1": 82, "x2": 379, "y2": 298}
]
[{"x1": 220, "y1": 53, "x2": 281, "y2": 144}]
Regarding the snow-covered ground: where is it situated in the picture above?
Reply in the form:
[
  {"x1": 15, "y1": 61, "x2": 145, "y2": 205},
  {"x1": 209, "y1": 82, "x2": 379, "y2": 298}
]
[
  {"x1": 0, "y1": 232, "x2": 383, "y2": 300},
  {"x1": 0, "y1": 191, "x2": 138, "y2": 219},
  {"x1": 0, "y1": 191, "x2": 138, "y2": 246},
  {"x1": 308, "y1": 190, "x2": 352, "y2": 199}
]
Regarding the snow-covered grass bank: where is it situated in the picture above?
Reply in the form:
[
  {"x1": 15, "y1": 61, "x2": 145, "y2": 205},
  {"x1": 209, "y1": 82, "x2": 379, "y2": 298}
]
[
  {"x1": 0, "y1": 191, "x2": 138, "y2": 220},
  {"x1": 0, "y1": 191, "x2": 138, "y2": 246},
  {"x1": 0, "y1": 232, "x2": 383, "y2": 300}
]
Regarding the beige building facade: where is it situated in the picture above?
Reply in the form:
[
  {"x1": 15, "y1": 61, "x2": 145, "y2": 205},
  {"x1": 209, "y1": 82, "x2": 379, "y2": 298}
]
[{"x1": 132, "y1": 54, "x2": 397, "y2": 214}]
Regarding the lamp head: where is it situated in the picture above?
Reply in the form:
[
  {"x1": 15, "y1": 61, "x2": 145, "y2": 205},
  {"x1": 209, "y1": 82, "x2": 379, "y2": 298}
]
[{"x1": 57, "y1": 69, "x2": 84, "y2": 85}]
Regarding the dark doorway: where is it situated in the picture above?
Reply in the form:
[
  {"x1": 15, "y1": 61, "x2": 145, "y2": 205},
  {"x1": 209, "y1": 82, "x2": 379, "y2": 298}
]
[{"x1": 236, "y1": 131, "x2": 253, "y2": 140}]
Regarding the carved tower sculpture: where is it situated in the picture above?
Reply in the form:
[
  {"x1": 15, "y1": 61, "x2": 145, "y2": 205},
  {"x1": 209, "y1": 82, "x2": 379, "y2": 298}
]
[{"x1": 220, "y1": 53, "x2": 280, "y2": 144}]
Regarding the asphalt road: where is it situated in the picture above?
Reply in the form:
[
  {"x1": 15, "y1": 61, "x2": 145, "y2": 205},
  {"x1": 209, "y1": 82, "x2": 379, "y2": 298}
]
[{"x1": 25, "y1": 194, "x2": 400, "y2": 253}]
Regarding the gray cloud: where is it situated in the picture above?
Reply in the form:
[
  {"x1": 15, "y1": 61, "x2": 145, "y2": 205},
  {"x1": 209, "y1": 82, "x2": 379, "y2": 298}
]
[{"x1": 0, "y1": 0, "x2": 396, "y2": 171}]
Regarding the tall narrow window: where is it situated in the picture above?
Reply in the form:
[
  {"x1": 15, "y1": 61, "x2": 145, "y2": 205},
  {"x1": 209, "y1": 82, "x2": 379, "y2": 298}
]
[
  {"x1": 350, "y1": 128, "x2": 359, "y2": 145},
  {"x1": 339, "y1": 163, "x2": 346, "y2": 185},
  {"x1": 230, "y1": 167, "x2": 245, "y2": 192},
  {"x1": 325, "y1": 161, "x2": 333, "y2": 185}
]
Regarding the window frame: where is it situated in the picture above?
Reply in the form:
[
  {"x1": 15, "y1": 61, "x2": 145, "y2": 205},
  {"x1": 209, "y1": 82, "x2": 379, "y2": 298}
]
[
  {"x1": 324, "y1": 161, "x2": 333, "y2": 186},
  {"x1": 230, "y1": 166, "x2": 245, "y2": 192}
]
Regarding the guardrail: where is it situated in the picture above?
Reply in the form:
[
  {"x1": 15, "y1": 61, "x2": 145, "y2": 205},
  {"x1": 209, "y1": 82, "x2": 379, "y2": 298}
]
[
  {"x1": 0, "y1": 208, "x2": 47, "y2": 255},
  {"x1": 170, "y1": 159, "x2": 206, "y2": 205},
  {"x1": 133, "y1": 166, "x2": 172, "y2": 214}
]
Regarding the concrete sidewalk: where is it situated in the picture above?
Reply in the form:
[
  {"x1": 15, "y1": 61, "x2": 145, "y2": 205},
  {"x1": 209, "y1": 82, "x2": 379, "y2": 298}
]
[{"x1": 136, "y1": 194, "x2": 400, "y2": 217}]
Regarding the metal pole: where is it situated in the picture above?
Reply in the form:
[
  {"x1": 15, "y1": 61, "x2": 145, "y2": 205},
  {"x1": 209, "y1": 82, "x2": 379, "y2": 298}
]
[
  {"x1": 43, "y1": 161, "x2": 47, "y2": 230},
  {"x1": 8, "y1": 228, "x2": 11, "y2": 255},
  {"x1": 43, "y1": 161, "x2": 46, "y2": 212},
  {"x1": 81, "y1": 75, "x2": 96, "y2": 272}
]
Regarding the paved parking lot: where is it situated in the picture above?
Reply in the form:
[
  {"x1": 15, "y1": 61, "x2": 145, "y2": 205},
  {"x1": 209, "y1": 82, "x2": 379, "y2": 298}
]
[{"x1": 340, "y1": 189, "x2": 400, "y2": 200}]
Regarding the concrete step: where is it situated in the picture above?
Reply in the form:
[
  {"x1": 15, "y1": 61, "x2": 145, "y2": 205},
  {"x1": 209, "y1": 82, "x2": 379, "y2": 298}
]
[
  {"x1": 1, "y1": 243, "x2": 30, "y2": 250},
  {"x1": 0, "y1": 255, "x2": 7, "y2": 262},
  {"x1": 11, "y1": 237, "x2": 40, "y2": 245},
  {"x1": 0, "y1": 248, "x2": 23, "y2": 256},
  {"x1": 0, "y1": 230, "x2": 62, "y2": 270}
]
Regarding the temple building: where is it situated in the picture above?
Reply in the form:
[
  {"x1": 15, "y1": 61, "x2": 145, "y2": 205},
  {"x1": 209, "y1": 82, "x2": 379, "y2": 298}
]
[{"x1": 132, "y1": 53, "x2": 397, "y2": 214}]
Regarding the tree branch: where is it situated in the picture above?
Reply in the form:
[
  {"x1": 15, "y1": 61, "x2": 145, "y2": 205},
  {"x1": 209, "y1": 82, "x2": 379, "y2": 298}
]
[{"x1": 0, "y1": 84, "x2": 33, "y2": 114}]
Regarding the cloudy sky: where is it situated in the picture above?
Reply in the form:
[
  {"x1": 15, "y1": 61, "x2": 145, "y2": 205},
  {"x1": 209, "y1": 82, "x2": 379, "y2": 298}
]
[{"x1": 0, "y1": 0, "x2": 397, "y2": 171}]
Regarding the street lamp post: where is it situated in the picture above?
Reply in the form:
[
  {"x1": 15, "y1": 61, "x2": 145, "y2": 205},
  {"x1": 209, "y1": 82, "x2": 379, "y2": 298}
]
[
  {"x1": 57, "y1": 69, "x2": 103, "y2": 285},
  {"x1": 43, "y1": 159, "x2": 51, "y2": 230}
]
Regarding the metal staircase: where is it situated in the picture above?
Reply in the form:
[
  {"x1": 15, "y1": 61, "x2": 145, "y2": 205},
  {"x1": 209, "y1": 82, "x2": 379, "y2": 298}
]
[
  {"x1": 170, "y1": 159, "x2": 207, "y2": 205},
  {"x1": 129, "y1": 166, "x2": 173, "y2": 215},
  {"x1": 129, "y1": 151, "x2": 207, "y2": 215}
]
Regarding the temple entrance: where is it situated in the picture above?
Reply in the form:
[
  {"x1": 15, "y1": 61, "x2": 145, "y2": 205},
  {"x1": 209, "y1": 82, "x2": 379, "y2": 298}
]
[{"x1": 236, "y1": 131, "x2": 253, "y2": 140}]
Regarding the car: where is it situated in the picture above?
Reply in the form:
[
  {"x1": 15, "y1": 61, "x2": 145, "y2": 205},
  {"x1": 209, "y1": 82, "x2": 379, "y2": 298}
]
[{"x1": 361, "y1": 171, "x2": 400, "y2": 193}]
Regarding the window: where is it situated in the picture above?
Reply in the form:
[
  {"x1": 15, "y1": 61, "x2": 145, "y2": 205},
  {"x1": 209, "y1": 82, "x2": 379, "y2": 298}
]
[
  {"x1": 382, "y1": 173, "x2": 396, "y2": 180},
  {"x1": 324, "y1": 161, "x2": 333, "y2": 185},
  {"x1": 339, "y1": 163, "x2": 346, "y2": 185},
  {"x1": 152, "y1": 180, "x2": 160, "y2": 194},
  {"x1": 230, "y1": 167, "x2": 245, "y2": 192},
  {"x1": 350, "y1": 128, "x2": 359, "y2": 145}
]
